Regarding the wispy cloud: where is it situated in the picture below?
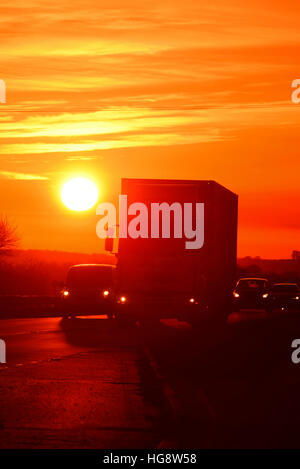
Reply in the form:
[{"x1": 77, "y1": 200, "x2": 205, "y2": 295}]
[
  {"x1": 0, "y1": 101, "x2": 297, "y2": 155},
  {"x1": 0, "y1": 171, "x2": 48, "y2": 180}
]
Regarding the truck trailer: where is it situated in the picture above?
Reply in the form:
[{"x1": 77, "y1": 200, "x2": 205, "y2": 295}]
[{"x1": 112, "y1": 178, "x2": 238, "y2": 326}]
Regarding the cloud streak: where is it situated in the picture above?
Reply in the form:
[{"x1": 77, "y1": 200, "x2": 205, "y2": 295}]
[{"x1": 0, "y1": 171, "x2": 48, "y2": 180}]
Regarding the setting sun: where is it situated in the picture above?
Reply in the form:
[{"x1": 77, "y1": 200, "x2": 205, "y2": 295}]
[{"x1": 61, "y1": 177, "x2": 98, "y2": 212}]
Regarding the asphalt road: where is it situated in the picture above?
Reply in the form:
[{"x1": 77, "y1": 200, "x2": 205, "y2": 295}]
[
  {"x1": 1, "y1": 310, "x2": 300, "y2": 448},
  {"x1": 0, "y1": 310, "x2": 269, "y2": 366},
  {"x1": 1, "y1": 316, "x2": 109, "y2": 366},
  {"x1": 0, "y1": 316, "x2": 166, "y2": 449}
]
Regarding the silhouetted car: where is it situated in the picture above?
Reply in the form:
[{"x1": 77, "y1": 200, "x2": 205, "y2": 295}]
[
  {"x1": 62, "y1": 264, "x2": 116, "y2": 318},
  {"x1": 269, "y1": 283, "x2": 300, "y2": 311},
  {"x1": 233, "y1": 278, "x2": 270, "y2": 311}
]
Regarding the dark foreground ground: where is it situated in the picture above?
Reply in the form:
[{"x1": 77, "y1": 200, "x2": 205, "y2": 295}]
[{"x1": 1, "y1": 310, "x2": 300, "y2": 448}]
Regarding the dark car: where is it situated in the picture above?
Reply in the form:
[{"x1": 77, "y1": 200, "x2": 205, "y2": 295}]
[
  {"x1": 233, "y1": 278, "x2": 270, "y2": 311},
  {"x1": 62, "y1": 264, "x2": 116, "y2": 318},
  {"x1": 269, "y1": 283, "x2": 300, "y2": 311}
]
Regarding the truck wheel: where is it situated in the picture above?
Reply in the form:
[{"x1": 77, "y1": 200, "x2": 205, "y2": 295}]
[
  {"x1": 189, "y1": 316, "x2": 203, "y2": 328},
  {"x1": 115, "y1": 314, "x2": 136, "y2": 327},
  {"x1": 138, "y1": 318, "x2": 161, "y2": 328},
  {"x1": 63, "y1": 312, "x2": 76, "y2": 319}
]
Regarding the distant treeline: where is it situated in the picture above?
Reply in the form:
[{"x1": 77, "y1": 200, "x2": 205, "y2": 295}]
[
  {"x1": 0, "y1": 251, "x2": 299, "y2": 296},
  {"x1": 0, "y1": 249, "x2": 116, "y2": 295},
  {"x1": 237, "y1": 256, "x2": 300, "y2": 284}
]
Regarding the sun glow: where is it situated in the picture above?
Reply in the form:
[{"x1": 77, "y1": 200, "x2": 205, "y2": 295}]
[{"x1": 61, "y1": 177, "x2": 98, "y2": 212}]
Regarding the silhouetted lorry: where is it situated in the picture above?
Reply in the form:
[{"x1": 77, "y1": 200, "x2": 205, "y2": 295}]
[{"x1": 109, "y1": 178, "x2": 238, "y2": 326}]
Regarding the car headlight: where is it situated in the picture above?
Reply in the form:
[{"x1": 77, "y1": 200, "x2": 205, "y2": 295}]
[
  {"x1": 294, "y1": 296, "x2": 300, "y2": 300},
  {"x1": 102, "y1": 290, "x2": 110, "y2": 297},
  {"x1": 262, "y1": 293, "x2": 269, "y2": 299},
  {"x1": 233, "y1": 292, "x2": 240, "y2": 298},
  {"x1": 63, "y1": 290, "x2": 69, "y2": 297},
  {"x1": 118, "y1": 296, "x2": 127, "y2": 304}
]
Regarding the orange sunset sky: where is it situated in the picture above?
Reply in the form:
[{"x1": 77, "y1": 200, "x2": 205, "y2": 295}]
[{"x1": 0, "y1": 0, "x2": 300, "y2": 258}]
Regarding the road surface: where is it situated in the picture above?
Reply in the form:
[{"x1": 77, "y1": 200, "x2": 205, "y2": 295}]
[
  {"x1": 0, "y1": 316, "x2": 166, "y2": 449},
  {"x1": 1, "y1": 310, "x2": 300, "y2": 448}
]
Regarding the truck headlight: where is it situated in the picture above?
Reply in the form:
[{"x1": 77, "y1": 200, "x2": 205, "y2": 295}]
[{"x1": 189, "y1": 298, "x2": 198, "y2": 304}]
